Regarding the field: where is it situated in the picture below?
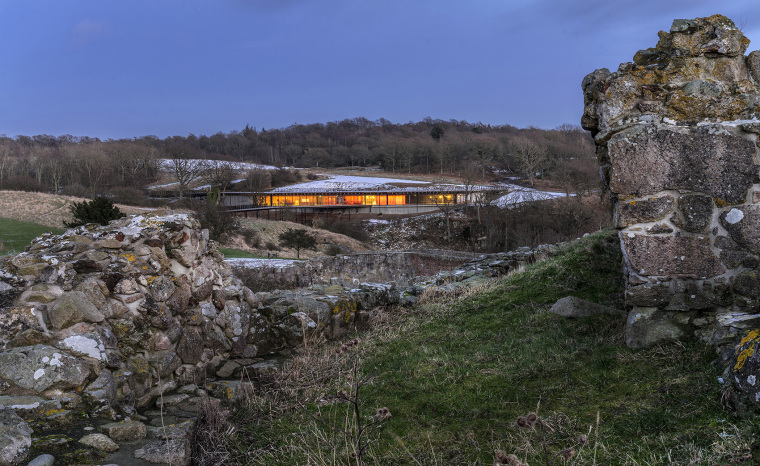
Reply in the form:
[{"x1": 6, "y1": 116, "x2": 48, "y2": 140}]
[
  {"x1": 0, "y1": 218, "x2": 63, "y2": 255},
  {"x1": 198, "y1": 230, "x2": 759, "y2": 465},
  {"x1": 0, "y1": 191, "x2": 151, "y2": 229}
]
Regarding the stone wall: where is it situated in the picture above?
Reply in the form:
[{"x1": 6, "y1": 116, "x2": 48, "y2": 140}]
[
  {"x1": 230, "y1": 251, "x2": 479, "y2": 291},
  {"x1": 581, "y1": 15, "x2": 760, "y2": 355},
  {"x1": 0, "y1": 215, "x2": 398, "y2": 420},
  {"x1": 231, "y1": 253, "x2": 418, "y2": 291}
]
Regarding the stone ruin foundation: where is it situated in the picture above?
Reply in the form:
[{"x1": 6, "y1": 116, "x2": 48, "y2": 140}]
[{"x1": 582, "y1": 14, "x2": 760, "y2": 399}]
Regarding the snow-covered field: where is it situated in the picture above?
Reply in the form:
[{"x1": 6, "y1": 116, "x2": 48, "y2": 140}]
[
  {"x1": 269, "y1": 175, "x2": 430, "y2": 193},
  {"x1": 156, "y1": 159, "x2": 281, "y2": 172},
  {"x1": 493, "y1": 184, "x2": 571, "y2": 207}
]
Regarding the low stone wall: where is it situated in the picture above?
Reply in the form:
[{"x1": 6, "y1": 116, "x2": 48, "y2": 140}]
[
  {"x1": 229, "y1": 246, "x2": 538, "y2": 293},
  {"x1": 230, "y1": 253, "x2": 417, "y2": 291},
  {"x1": 582, "y1": 15, "x2": 760, "y2": 359}
]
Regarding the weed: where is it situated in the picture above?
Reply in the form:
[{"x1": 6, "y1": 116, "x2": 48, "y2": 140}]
[{"x1": 310, "y1": 338, "x2": 390, "y2": 465}]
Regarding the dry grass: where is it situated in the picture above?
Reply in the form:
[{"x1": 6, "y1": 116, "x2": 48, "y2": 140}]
[{"x1": 0, "y1": 190, "x2": 154, "y2": 228}]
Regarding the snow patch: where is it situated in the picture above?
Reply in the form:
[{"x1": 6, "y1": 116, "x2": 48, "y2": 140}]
[{"x1": 225, "y1": 258, "x2": 300, "y2": 268}]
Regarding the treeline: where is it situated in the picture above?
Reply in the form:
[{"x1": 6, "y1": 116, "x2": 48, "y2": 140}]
[{"x1": 0, "y1": 118, "x2": 595, "y2": 199}]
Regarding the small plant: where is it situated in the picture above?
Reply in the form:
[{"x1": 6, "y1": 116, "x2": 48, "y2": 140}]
[
  {"x1": 64, "y1": 196, "x2": 125, "y2": 228},
  {"x1": 325, "y1": 244, "x2": 342, "y2": 256},
  {"x1": 496, "y1": 404, "x2": 594, "y2": 466},
  {"x1": 312, "y1": 338, "x2": 391, "y2": 465}
]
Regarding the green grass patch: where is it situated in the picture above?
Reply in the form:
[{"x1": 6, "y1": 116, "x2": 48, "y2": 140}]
[
  {"x1": 221, "y1": 230, "x2": 759, "y2": 465},
  {"x1": 217, "y1": 248, "x2": 269, "y2": 259},
  {"x1": 0, "y1": 217, "x2": 64, "y2": 255}
]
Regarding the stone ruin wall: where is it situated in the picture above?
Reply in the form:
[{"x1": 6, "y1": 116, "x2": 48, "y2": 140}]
[
  {"x1": 232, "y1": 252, "x2": 418, "y2": 291},
  {"x1": 231, "y1": 252, "x2": 477, "y2": 291},
  {"x1": 582, "y1": 15, "x2": 760, "y2": 357},
  {"x1": 0, "y1": 214, "x2": 400, "y2": 423}
]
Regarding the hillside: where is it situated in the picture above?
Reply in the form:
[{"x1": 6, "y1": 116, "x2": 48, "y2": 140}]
[
  {"x1": 226, "y1": 218, "x2": 368, "y2": 259},
  {"x1": 197, "y1": 230, "x2": 756, "y2": 465},
  {"x1": 0, "y1": 191, "x2": 153, "y2": 229}
]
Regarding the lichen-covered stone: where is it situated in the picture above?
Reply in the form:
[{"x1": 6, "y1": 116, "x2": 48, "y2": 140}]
[
  {"x1": 0, "y1": 345, "x2": 90, "y2": 392},
  {"x1": 721, "y1": 205, "x2": 760, "y2": 254},
  {"x1": 678, "y1": 194, "x2": 713, "y2": 233},
  {"x1": 732, "y1": 329, "x2": 760, "y2": 404},
  {"x1": 626, "y1": 307, "x2": 685, "y2": 349},
  {"x1": 733, "y1": 271, "x2": 760, "y2": 298},
  {"x1": 614, "y1": 196, "x2": 675, "y2": 228},
  {"x1": 584, "y1": 14, "x2": 760, "y2": 372},
  {"x1": 550, "y1": 296, "x2": 625, "y2": 318},
  {"x1": 134, "y1": 438, "x2": 190, "y2": 466},
  {"x1": 607, "y1": 125, "x2": 756, "y2": 204},
  {"x1": 48, "y1": 291, "x2": 105, "y2": 330},
  {"x1": 622, "y1": 234, "x2": 724, "y2": 278},
  {"x1": 0, "y1": 410, "x2": 32, "y2": 465},
  {"x1": 625, "y1": 282, "x2": 673, "y2": 307},
  {"x1": 99, "y1": 420, "x2": 147, "y2": 442},
  {"x1": 78, "y1": 433, "x2": 118, "y2": 452}
]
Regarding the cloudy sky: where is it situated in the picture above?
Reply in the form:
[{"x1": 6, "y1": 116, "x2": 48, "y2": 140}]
[{"x1": 2, "y1": 1, "x2": 760, "y2": 139}]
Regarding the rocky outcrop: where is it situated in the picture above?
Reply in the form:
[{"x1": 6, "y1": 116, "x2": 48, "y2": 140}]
[{"x1": 582, "y1": 15, "x2": 760, "y2": 356}]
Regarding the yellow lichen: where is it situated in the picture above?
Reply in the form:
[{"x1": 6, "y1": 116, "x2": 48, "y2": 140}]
[
  {"x1": 120, "y1": 252, "x2": 136, "y2": 262},
  {"x1": 734, "y1": 329, "x2": 760, "y2": 372}
]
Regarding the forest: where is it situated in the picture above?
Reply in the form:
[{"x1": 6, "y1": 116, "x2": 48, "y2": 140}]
[{"x1": 0, "y1": 118, "x2": 596, "y2": 199}]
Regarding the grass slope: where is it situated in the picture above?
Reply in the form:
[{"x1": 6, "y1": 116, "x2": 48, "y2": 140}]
[
  {"x1": 0, "y1": 190, "x2": 151, "y2": 229},
  {"x1": 205, "y1": 230, "x2": 758, "y2": 465},
  {"x1": 0, "y1": 218, "x2": 63, "y2": 255}
]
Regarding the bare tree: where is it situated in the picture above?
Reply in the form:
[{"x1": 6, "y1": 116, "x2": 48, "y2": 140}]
[
  {"x1": 433, "y1": 191, "x2": 457, "y2": 241},
  {"x1": 169, "y1": 157, "x2": 207, "y2": 198},
  {"x1": 202, "y1": 161, "x2": 238, "y2": 201},
  {"x1": 512, "y1": 139, "x2": 549, "y2": 186}
]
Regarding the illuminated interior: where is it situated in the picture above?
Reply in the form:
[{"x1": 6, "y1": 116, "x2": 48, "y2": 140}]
[{"x1": 251, "y1": 192, "x2": 457, "y2": 207}]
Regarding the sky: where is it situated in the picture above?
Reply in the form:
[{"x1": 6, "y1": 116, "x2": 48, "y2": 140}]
[{"x1": 2, "y1": 1, "x2": 760, "y2": 140}]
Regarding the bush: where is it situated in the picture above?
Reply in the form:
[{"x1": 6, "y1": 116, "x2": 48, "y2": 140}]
[
  {"x1": 320, "y1": 221, "x2": 368, "y2": 242},
  {"x1": 270, "y1": 168, "x2": 302, "y2": 188},
  {"x1": 265, "y1": 241, "x2": 280, "y2": 251},
  {"x1": 240, "y1": 227, "x2": 261, "y2": 248},
  {"x1": 65, "y1": 196, "x2": 125, "y2": 228},
  {"x1": 194, "y1": 200, "x2": 239, "y2": 242},
  {"x1": 324, "y1": 244, "x2": 342, "y2": 256}
]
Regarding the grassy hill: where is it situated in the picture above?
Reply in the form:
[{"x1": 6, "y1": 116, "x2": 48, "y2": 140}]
[
  {"x1": 198, "y1": 230, "x2": 758, "y2": 465},
  {"x1": 0, "y1": 190, "x2": 152, "y2": 229}
]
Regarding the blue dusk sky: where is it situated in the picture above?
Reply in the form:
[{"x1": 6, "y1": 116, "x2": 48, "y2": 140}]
[{"x1": 2, "y1": 1, "x2": 760, "y2": 139}]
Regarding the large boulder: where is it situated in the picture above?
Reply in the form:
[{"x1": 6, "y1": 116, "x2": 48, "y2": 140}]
[{"x1": 550, "y1": 296, "x2": 625, "y2": 318}]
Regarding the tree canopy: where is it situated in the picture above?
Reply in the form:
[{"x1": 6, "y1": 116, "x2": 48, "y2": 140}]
[{"x1": 278, "y1": 228, "x2": 317, "y2": 259}]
